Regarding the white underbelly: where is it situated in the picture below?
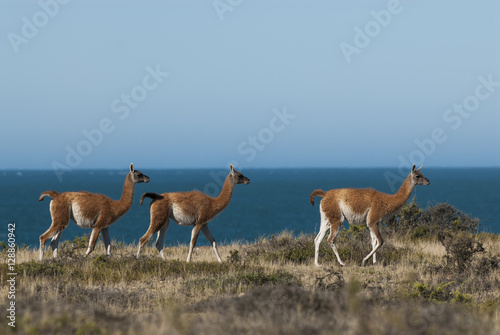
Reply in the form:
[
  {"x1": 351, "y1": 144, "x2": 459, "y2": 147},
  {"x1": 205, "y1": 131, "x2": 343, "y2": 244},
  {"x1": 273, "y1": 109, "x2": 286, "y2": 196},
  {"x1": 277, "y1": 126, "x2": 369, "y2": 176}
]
[
  {"x1": 339, "y1": 200, "x2": 368, "y2": 226},
  {"x1": 71, "y1": 202, "x2": 97, "y2": 228},
  {"x1": 170, "y1": 204, "x2": 196, "y2": 226}
]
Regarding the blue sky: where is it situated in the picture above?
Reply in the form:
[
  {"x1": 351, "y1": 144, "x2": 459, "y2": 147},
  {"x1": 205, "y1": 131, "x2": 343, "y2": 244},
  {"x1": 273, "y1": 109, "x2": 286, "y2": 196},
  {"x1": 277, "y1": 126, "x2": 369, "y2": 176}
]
[{"x1": 1, "y1": 0, "x2": 499, "y2": 171}]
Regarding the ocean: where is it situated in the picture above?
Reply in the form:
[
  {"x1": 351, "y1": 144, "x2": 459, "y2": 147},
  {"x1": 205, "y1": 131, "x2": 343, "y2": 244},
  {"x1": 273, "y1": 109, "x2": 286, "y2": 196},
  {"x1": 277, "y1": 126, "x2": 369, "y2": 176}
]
[{"x1": 1, "y1": 168, "x2": 499, "y2": 249}]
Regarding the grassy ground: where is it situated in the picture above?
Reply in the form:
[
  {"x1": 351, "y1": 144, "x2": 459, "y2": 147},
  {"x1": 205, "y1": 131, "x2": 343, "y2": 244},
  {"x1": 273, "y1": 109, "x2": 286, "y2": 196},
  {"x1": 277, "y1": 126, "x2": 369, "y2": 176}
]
[
  {"x1": 0, "y1": 231, "x2": 499, "y2": 334},
  {"x1": 1, "y1": 204, "x2": 500, "y2": 334}
]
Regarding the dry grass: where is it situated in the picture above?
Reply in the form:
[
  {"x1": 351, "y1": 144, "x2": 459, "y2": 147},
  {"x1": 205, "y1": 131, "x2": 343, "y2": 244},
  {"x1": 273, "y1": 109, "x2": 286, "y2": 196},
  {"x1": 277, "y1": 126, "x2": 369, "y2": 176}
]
[{"x1": 1, "y1": 229, "x2": 500, "y2": 334}]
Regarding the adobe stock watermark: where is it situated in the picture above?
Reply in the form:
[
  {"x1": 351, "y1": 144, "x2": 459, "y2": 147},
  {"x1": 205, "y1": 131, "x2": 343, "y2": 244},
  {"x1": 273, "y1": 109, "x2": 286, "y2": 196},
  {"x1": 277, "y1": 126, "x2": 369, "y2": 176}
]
[
  {"x1": 213, "y1": 0, "x2": 243, "y2": 21},
  {"x1": 7, "y1": 0, "x2": 71, "y2": 54},
  {"x1": 6, "y1": 223, "x2": 17, "y2": 328},
  {"x1": 237, "y1": 106, "x2": 296, "y2": 162},
  {"x1": 202, "y1": 106, "x2": 296, "y2": 196},
  {"x1": 51, "y1": 65, "x2": 169, "y2": 182},
  {"x1": 384, "y1": 74, "x2": 500, "y2": 191},
  {"x1": 339, "y1": 0, "x2": 405, "y2": 64}
]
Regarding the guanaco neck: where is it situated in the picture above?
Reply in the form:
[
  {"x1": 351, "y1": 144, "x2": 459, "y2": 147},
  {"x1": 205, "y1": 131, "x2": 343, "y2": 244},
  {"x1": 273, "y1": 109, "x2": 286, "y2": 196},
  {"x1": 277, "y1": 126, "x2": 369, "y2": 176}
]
[
  {"x1": 212, "y1": 174, "x2": 236, "y2": 214},
  {"x1": 386, "y1": 174, "x2": 415, "y2": 214},
  {"x1": 114, "y1": 173, "x2": 135, "y2": 217}
]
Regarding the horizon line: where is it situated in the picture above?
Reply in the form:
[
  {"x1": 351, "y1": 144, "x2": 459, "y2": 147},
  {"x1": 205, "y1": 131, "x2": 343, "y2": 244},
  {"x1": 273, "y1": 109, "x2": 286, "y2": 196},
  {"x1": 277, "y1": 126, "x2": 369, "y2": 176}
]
[{"x1": 1, "y1": 165, "x2": 500, "y2": 171}]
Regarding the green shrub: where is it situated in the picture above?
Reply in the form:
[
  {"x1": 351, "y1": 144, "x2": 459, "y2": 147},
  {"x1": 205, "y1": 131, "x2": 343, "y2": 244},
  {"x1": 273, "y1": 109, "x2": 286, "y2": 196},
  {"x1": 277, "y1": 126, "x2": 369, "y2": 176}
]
[
  {"x1": 58, "y1": 235, "x2": 91, "y2": 258},
  {"x1": 276, "y1": 238, "x2": 315, "y2": 264},
  {"x1": 452, "y1": 289, "x2": 473, "y2": 304},
  {"x1": 17, "y1": 260, "x2": 67, "y2": 277},
  {"x1": 0, "y1": 241, "x2": 28, "y2": 252},
  {"x1": 423, "y1": 203, "x2": 480, "y2": 234},
  {"x1": 383, "y1": 198, "x2": 423, "y2": 237},
  {"x1": 244, "y1": 233, "x2": 333, "y2": 264},
  {"x1": 91, "y1": 254, "x2": 108, "y2": 266},
  {"x1": 382, "y1": 201, "x2": 481, "y2": 239},
  {"x1": 411, "y1": 281, "x2": 457, "y2": 302},
  {"x1": 410, "y1": 280, "x2": 474, "y2": 305}
]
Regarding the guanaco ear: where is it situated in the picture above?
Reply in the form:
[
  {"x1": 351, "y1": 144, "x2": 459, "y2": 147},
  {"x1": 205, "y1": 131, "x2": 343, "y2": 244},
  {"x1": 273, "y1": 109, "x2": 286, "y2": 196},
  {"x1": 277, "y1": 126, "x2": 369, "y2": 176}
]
[
  {"x1": 130, "y1": 163, "x2": 135, "y2": 173},
  {"x1": 230, "y1": 164, "x2": 235, "y2": 174},
  {"x1": 411, "y1": 164, "x2": 416, "y2": 173},
  {"x1": 417, "y1": 165, "x2": 423, "y2": 172}
]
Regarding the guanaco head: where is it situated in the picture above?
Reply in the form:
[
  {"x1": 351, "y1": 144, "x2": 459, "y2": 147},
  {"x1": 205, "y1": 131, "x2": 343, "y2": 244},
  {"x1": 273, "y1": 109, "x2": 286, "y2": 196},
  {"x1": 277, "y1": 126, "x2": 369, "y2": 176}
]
[
  {"x1": 129, "y1": 163, "x2": 150, "y2": 184},
  {"x1": 229, "y1": 164, "x2": 250, "y2": 185},
  {"x1": 410, "y1": 164, "x2": 430, "y2": 186}
]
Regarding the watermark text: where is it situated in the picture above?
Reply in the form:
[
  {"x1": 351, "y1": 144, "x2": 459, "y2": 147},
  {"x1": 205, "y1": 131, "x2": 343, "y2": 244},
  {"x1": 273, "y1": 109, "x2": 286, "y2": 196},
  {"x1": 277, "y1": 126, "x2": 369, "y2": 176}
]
[
  {"x1": 7, "y1": 0, "x2": 71, "y2": 53},
  {"x1": 340, "y1": 0, "x2": 404, "y2": 64},
  {"x1": 6, "y1": 223, "x2": 17, "y2": 328},
  {"x1": 51, "y1": 65, "x2": 169, "y2": 182},
  {"x1": 384, "y1": 74, "x2": 499, "y2": 191}
]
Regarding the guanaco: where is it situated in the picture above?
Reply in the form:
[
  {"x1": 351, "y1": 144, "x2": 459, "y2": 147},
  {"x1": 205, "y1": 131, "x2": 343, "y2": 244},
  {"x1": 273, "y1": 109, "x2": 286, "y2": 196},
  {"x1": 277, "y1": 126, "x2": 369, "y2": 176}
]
[
  {"x1": 310, "y1": 164, "x2": 429, "y2": 266},
  {"x1": 137, "y1": 164, "x2": 250, "y2": 262},
  {"x1": 39, "y1": 163, "x2": 149, "y2": 260}
]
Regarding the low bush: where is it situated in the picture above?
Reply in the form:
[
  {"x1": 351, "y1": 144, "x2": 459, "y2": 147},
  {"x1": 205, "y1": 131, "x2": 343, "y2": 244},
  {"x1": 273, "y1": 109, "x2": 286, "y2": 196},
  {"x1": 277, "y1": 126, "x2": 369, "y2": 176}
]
[
  {"x1": 314, "y1": 267, "x2": 345, "y2": 291},
  {"x1": 411, "y1": 281, "x2": 457, "y2": 303},
  {"x1": 17, "y1": 260, "x2": 67, "y2": 277},
  {"x1": 410, "y1": 281, "x2": 474, "y2": 305},
  {"x1": 244, "y1": 232, "x2": 335, "y2": 265},
  {"x1": 424, "y1": 203, "x2": 480, "y2": 233},
  {"x1": 383, "y1": 201, "x2": 481, "y2": 239},
  {"x1": 438, "y1": 231, "x2": 485, "y2": 272}
]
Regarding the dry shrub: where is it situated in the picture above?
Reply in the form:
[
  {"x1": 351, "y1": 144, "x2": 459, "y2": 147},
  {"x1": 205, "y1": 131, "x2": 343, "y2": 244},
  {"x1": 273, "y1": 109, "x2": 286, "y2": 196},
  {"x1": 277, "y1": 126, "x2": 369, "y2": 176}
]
[
  {"x1": 420, "y1": 231, "x2": 500, "y2": 306},
  {"x1": 314, "y1": 267, "x2": 345, "y2": 291},
  {"x1": 473, "y1": 255, "x2": 500, "y2": 276},
  {"x1": 438, "y1": 231, "x2": 484, "y2": 272}
]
